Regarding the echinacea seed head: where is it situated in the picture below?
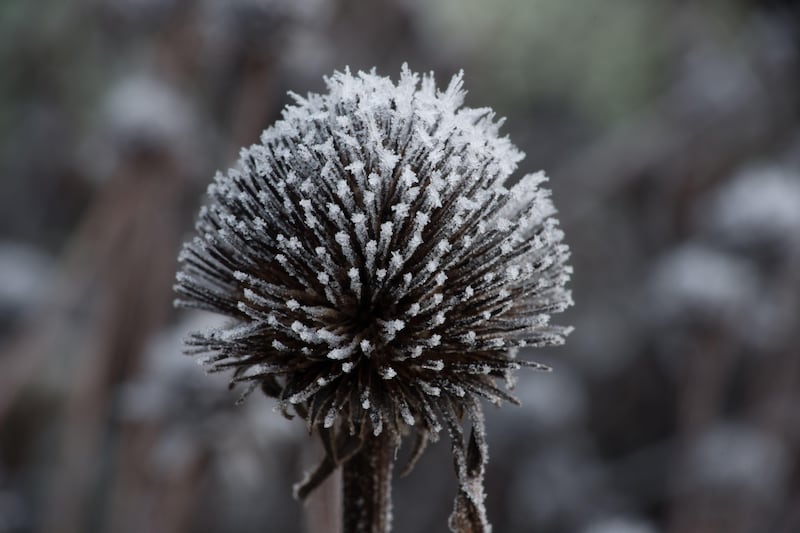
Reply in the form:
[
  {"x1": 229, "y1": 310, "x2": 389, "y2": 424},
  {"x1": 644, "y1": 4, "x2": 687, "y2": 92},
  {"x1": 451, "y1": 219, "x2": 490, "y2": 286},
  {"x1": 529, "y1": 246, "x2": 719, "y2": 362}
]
[{"x1": 174, "y1": 65, "x2": 573, "y2": 532}]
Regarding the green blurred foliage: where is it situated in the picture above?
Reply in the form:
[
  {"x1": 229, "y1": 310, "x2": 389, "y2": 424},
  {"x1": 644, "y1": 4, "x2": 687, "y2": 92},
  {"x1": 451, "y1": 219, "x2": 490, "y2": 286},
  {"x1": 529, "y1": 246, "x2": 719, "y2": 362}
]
[{"x1": 423, "y1": 0, "x2": 743, "y2": 123}]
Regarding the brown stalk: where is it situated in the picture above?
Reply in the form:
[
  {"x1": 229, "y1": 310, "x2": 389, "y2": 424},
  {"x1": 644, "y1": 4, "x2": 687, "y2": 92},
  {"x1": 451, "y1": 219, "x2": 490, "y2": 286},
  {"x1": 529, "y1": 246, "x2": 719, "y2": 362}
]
[{"x1": 341, "y1": 432, "x2": 394, "y2": 533}]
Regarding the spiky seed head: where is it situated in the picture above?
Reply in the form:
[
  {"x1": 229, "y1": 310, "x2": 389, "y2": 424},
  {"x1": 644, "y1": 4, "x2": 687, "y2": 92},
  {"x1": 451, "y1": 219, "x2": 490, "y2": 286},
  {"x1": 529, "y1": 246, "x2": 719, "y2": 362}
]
[{"x1": 174, "y1": 65, "x2": 573, "y2": 531}]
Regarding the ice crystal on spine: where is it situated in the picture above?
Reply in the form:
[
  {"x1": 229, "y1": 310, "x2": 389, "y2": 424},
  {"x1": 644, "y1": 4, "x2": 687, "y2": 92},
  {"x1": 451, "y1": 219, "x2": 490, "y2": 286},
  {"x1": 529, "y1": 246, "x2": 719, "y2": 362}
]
[{"x1": 174, "y1": 65, "x2": 573, "y2": 533}]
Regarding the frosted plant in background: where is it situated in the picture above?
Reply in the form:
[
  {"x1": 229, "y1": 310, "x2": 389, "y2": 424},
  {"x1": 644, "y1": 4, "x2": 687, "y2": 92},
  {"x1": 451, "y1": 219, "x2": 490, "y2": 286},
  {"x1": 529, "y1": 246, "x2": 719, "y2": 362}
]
[
  {"x1": 0, "y1": 242, "x2": 53, "y2": 324},
  {"x1": 581, "y1": 516, "x2": 659, "y2": 533},
  {"x1": 705, "y1": 165, "x2": 800, "y2": 253},
  {"x1": 508, "y1": 445, "x2": 611, "y2": 531},
  {"x1": 174, "y1": 65, "x2": 573, "y2": 532},
  {"x1": 104, "y1": 75, "x2": 197, "y2": 151},
  {"x1": 83, "y1": 74, "x2": 204, "y2": 182},
  {"x1": 647, "y1": 244, "x2": 758, "y2": 327},
  {"x1": 685, "y1": 422, "x2": 789, "y2": 502}
]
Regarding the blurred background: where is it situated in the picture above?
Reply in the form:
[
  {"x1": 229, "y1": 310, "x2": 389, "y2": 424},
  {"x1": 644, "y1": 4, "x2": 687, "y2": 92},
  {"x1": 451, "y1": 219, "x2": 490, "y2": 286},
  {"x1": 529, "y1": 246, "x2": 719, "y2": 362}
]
[{"x1": 1, "y1": 0, "x2": 799, "y2": 532}]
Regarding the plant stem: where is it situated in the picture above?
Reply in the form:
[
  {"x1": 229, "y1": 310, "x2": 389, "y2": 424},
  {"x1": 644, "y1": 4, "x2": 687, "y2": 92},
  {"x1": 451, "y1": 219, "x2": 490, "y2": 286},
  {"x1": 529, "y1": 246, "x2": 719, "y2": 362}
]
[{"x1": 341, "y1": 433, "x2": 394, "y2": 533}]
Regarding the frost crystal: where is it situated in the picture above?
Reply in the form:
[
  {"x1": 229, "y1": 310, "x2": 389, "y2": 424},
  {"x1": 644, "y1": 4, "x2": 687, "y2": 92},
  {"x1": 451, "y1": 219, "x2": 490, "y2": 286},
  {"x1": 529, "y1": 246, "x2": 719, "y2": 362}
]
[{"x1": 174, "y1": 65, "x2": 573, "y2": 532}]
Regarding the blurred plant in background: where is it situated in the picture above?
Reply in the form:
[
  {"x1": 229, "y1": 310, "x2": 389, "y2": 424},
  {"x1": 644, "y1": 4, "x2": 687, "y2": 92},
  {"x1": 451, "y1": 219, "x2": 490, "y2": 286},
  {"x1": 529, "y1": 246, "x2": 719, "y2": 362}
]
[
  {"x1": 421, "y1": 0, "x2": 669, "y2": 122},
  {"x1": 1, "y1": 0, "x2": 799, "y2": 532}
]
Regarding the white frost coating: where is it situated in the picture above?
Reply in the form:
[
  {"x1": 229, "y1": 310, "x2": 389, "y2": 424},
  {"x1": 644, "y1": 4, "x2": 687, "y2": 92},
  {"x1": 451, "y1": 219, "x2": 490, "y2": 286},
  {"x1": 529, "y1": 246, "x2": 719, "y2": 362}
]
[
  {"x1": 352, "y1": 212, "x2": 369, "y2": 244},
  {"x1": 372, "y1": 414, "x2": 384, "y2": 436},
  {"x1": 335, "y1": 232, "x2": 357, "y2": 265},
  {"x1": 327, "y1": 202, "x2": 342, "y2": 218},
  {"x1": 316, "y1": 328, "x2": 343, "y2": 345},
  {"x1": 401, "y1": 166, "x2": 419, "y2": 187},
  {"x1": 365, "y1": 240, "x2": 378, "y2": 270},
  {"x1": 405, "y1": 233, "x2": 423, "y2": 256},
  {"x1": 327, "y1": 344, "x2": 355, "y2": 360},
  {"x1": 423, "y1": 360, "x2": 445, "y2": 371},
  {"x1": 382, "y1": 319, "x2": 406, "y2": 340},
  {"x1": 241, "y1": 364, "x2": 274, "y2": 378},
  {"x1": 272, "y1": 339, "x2": 288, "y2": 351},
  {"x1": 464, "y1": 331, "x2": 477, "y2": 345},
  {"x1": 380, "y1": 366, "x2": 397, "y2": 379},
  {"x1": 391, "y1": 202, "x2": 410, "y2": 220},
  {"x1": 400, "y1": 403, "x2": 415, "y2": 426},
  {"x1": 367, "y1": 173, "x2": 382, "y2": 191},
  {"x1": 324, "y1": 408, "x2": 338, "y2": 428},
  {"x1": 348, "y1": 267, "x2": 362, "y2": 296},
  {"x1": 389, "y1": 251, "x2": 404, "y2": 272},
  {"x1": 242, "y1": 288, "x2": 268, "y2": 306},
  {"x1": 495, "y1": 218, "x2": 512, "y2": 232},
  {"x1": 379, "y1": 222, "x2": 393, "y2": 253},
  {"x1": 420, "y1": 382, "x2": 441, "y2": 396},
  {"x1": 216, "y1": 322, "x2": 262, "y2": 342},
  {"x1": 174, "y1": 65, "x2": 574, "y2": 533}
]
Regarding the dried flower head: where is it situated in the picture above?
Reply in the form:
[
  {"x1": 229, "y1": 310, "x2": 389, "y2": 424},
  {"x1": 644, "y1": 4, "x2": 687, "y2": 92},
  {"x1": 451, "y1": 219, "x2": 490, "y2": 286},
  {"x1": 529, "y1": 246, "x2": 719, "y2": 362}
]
[{"x1": 175, "y1": 65, "x2": 573, "y2": 532}]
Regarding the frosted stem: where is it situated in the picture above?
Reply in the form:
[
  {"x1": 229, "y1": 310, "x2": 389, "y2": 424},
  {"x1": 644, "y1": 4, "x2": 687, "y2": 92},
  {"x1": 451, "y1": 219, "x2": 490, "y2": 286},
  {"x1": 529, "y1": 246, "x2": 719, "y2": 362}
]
[{"x1": 341, "y1": 433, "x2": 394, "y2": 533}]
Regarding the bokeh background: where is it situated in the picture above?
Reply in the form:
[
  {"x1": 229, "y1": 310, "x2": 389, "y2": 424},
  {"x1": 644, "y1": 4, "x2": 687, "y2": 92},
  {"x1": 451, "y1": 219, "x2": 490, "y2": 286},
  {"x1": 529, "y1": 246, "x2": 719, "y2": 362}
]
[{"x1": 2, "y1": 0, "x2": 800, "y2": 532}]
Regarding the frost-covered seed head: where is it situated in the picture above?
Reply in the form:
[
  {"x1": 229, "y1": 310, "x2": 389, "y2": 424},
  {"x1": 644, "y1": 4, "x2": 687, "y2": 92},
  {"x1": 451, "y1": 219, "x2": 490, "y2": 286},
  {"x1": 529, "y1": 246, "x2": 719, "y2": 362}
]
[{"x1": 174, "y1": 65, "x2": 573, "y2": 531}]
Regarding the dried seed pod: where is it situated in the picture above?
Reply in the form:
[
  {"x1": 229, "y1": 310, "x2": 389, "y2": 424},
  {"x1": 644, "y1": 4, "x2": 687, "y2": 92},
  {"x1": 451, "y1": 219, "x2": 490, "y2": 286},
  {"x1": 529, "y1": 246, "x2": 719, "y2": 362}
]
[{"x1": 175, "y1": 65, "x2": 573, "y2": 533}]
